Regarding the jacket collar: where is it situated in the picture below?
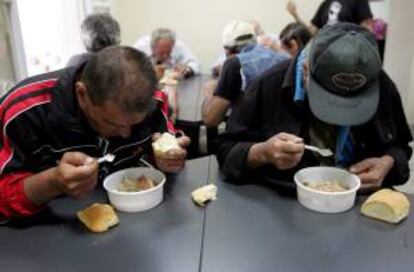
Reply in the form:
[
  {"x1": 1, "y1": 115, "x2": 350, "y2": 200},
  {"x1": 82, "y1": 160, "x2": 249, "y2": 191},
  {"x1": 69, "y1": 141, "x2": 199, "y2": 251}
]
[
  {"x1": 48, "y1": 64, "x2": 96, "y2": 135},
  {"x1": 281, "y1": 53, "x2": 299, "y2": 90}
]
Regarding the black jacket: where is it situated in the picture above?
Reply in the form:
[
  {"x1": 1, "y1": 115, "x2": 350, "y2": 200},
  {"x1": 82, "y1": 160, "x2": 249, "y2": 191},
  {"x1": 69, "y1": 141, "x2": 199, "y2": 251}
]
[
  {"x1": 217, "y1": 59, "x2": 412, "y2": 190},
  {"x1": 0, "y1": 65, "x2": 174, "y2": 218}
]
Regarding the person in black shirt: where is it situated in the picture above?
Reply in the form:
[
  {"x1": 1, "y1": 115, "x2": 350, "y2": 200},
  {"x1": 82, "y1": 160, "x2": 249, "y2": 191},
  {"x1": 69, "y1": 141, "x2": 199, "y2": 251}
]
[
  {"x1": 217, "y1": 23, "x2": 412, "y2": 193},
  {"x1": 287, "y1": 0, "x2": 373, "y2": 34},
  {"x1": 202, "y1": 20, "x2": 289, "y2": 128}
]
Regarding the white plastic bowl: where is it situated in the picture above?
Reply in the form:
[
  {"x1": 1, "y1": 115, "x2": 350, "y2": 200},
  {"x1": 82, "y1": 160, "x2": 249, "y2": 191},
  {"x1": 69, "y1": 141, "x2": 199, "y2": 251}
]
[
  {"x1": 294, "y1": 167, "x2": 361, "y2": 213},
  {"x1": 103, "y1": 167, "x2": 166, "y2": 213}
]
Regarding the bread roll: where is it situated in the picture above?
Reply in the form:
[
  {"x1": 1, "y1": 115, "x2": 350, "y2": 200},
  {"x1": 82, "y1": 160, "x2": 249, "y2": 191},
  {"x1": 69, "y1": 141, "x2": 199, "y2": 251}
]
[
  {"x1": 192, "y1": 184, "x2": 217, "y2": 206},
  {"x1": 77, "y1": 203, "x2": 119, "y2": 233},
  {"x1": 160, "y1": 76, "x2": 178, "y2": 86},
  {"x1": 136, "y1": 175, "x2": 155, "y2": 191},
  {"x1": 152, "y1": 132, "x2": 180, "y2": 157},
  {"x1": 361, "y1": 189, "x2": 410, "y2": 224}
]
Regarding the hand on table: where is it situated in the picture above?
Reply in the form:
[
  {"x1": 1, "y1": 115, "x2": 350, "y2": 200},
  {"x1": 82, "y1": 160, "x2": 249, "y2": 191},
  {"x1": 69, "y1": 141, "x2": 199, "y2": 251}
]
[
  {"x1": 349, "y1": 155, "x2": 394, "y2": 192},
  {"x1": 53, "y1": 152, "x2": 98, "y2": 199},
  {"x1": 153, "y1": 133, "x2": 191, "y2": 173},
  {"x1": 174, "y1": 64, "x2": 193, "y2": 79}
]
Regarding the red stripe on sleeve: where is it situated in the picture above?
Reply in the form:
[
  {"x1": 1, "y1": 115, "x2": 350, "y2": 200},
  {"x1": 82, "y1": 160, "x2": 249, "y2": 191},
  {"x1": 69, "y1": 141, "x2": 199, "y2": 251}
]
[
  {"x1": 0, "y1": 171, "x2": 42, "y2": 218},
  {"x1": 0, "y1": 93, "x2": 52, "y2": 218},
  {"x1": 0, "y1": 79, "x2": 57, "y2": 116},
  {"x1": 154, "y1": 89, "x2": 176, "y2": 134},
  {"x1": 0, "y1": 93, "x2": 52, "y2": 173}
]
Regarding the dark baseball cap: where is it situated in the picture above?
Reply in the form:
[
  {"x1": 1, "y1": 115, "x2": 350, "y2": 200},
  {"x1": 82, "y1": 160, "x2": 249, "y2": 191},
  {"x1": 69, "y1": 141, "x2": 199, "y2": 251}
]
[{"x1": 307, "y1": 23, "x2": 382, "y2": 126}]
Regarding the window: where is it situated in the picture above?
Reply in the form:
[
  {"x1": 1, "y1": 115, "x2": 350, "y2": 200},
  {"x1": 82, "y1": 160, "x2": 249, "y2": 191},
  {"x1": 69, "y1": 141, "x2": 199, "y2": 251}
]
[{"x1": 16, "y1": 0, "x2": 85, "y2": 76}]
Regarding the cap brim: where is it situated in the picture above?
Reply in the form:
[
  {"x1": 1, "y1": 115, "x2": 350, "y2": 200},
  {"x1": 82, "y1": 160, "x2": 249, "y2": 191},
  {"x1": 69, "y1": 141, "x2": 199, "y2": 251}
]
[{"x1": 307, "y1": 76, "x2": 379, "y2": 126}]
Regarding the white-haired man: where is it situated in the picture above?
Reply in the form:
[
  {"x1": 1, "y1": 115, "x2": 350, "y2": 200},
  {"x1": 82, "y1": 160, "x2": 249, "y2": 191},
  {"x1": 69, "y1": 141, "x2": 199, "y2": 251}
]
[{"x1": 134, "y1": 28, "x2": 200, "y2": 79}]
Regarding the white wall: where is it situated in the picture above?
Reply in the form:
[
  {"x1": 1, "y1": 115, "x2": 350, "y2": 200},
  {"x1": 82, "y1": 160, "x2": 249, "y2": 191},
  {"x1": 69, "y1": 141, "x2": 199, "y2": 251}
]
[
  {"x1": 383, "y1": 0, "x2": 414, "y2": 125},
  {"x1": 114, "y1": 0, "x2": 322, "y2": 72},
  {"x1": 115, "y1": 0, "x2": 414, "y2": 123},
  {"x1": 370, "y1": 0, "x2": 389, "y2": 21}
]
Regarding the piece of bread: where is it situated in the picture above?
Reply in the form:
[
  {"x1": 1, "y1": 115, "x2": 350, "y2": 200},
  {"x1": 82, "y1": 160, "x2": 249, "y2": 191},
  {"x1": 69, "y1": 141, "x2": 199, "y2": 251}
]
[
  {"x1": 77, "y1": 203, "x2": 119, "y2": 233},
  {"x1": 192, "y1": 184, "x2": 217, "y2": 206},
  {"x1": 136, "y1": 175, "x2": 155, "y2": 191},
  {"x1": 169, "y1": 71, "x2": 182, "y2": 80},
  {"x1": 160, "y1": 76, "x2": 178, "y2": 86},
  {"x1": 361, "y1": 189, "x2": 410, "y2": 224},
  {"x1": 152, "y1": 132, "x2": 180, "y2": 158},
  {"x1": 118, "y1": 175, "x2": 156, "y2": 192}
]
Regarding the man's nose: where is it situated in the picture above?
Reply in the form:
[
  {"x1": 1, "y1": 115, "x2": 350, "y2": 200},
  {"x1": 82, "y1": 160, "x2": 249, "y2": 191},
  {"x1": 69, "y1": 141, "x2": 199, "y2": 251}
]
[{"x1": 161, "y1": 52, "x2": 169, "y2": 60}]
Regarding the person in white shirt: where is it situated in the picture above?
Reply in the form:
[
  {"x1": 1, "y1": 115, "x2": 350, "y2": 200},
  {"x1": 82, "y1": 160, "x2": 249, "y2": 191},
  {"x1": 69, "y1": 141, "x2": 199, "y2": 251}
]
[{"x1": 134, "y1": 28, "x2": 200, "y2": 79}]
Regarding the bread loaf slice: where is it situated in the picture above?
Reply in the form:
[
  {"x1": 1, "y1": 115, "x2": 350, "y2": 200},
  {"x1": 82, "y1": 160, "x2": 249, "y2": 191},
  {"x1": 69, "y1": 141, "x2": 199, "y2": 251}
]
[
  {"x1": 77, "y1": 203, "x2": 119, "y2": 233},
  {"x1": 361, "y1": 189, "x2": 410, "y2": 224},
  {"x1": 192, "y1": 184, "x2": 217, "y2": 206},
  {"x1": 152, "y1": 133, "x2": 180, "y2": 158}
]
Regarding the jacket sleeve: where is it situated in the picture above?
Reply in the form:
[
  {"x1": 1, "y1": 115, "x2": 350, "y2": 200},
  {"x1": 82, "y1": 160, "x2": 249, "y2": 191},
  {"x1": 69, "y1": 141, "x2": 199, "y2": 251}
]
[
  {"x1": 153, "y1": 89, "x2": 177, "y2": 134},
  {"x1": 0, "y1": 119, "x2": 43, "y2": 219},
  {"x1": 216, "y1": 78, "x2": 263, "y2": 180},
  {"x1": 0, "y1": 171, "x2": 42, "y2": 221},
  {"x1": 383, "y1": 78, "x2": 413, "y2": 186},
  {"x1": 176, "y1": 39, "x2": 200, "y2": 75}
]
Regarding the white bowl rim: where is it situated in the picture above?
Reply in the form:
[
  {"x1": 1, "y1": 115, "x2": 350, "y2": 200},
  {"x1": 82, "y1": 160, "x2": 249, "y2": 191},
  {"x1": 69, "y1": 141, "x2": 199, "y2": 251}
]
[
  {"x1": 294, "y1": 166, "x2": 361, "y2": 195},
  {"x1": 103, "y1": 167, "x2": 166, "y2": 196}
]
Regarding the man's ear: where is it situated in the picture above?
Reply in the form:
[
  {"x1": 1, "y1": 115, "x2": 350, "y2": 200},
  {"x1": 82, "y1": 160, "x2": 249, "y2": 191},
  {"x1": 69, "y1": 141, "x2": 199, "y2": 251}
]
[
  {"x1": 75, "y1": 81, "x2": 88, "y2": 107},
  {"x1": 289, "y1": 39, "x2": 299, "y2": 55}
]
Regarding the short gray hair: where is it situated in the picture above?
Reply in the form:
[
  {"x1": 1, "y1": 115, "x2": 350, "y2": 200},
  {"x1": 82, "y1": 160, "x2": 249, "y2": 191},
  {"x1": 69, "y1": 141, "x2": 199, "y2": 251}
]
[
  {"x1": 150, "y1": 28, "x2": 176, "y2": 48},
  {"x1": 81, "y1": 13, "x2": 121, "y2": 52},
  {"x1": 81, "y1": 46, "x2": 157, "y2": 114}
]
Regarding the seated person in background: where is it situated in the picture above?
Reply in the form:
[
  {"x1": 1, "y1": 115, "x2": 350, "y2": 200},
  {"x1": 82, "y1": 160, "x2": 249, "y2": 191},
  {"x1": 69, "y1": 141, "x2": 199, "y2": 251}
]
[
  {"x1": 250, "y1": 20, "x2": 280, "y2": 51},
  {"x1": 217, "y1": 23, "x2": 412, "y2": 193},
  {"x1": 287, "y1": 0, "x2": 373, "y2": 34},
  {"x1": 210, "y1": 20, "x2": 283, "y2": 77},
  {"x1": 210, "y1": 54, "x2": 227, "y2": 78},
  {"x1": 202, "y1": 20, "x2": 290, "y2": 128},
  {"x1": 67, "y1": 13, "x2": 120, "y2": 67},
  {"x1": 134, "y1": 28, "x2": 200, "y2": 79},
  {"x1": 0, "y1": 46, "x2": 190, "y2": 220},
  {"x1": 279, "y1": 22, "x2": 312, "y2": 57}
]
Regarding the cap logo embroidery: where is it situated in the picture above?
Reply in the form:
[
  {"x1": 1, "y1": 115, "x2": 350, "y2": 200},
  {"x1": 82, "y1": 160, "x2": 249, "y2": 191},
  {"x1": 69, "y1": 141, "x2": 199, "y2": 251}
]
[{"x1": 332, "y1": 72, "x2": 366, "y2": 92}]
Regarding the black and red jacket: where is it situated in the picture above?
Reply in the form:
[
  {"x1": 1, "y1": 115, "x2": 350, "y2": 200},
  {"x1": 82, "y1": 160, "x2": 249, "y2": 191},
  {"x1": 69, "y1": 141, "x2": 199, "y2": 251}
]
[{"x1": 0, "y1": 65, "x2": 175, "y2": 219}]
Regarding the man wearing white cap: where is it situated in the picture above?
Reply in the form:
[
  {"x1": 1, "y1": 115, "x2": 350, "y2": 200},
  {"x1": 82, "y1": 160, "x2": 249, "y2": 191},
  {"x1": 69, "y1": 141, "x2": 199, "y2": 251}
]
[{"x1": 202, "y1": 20, "x2": 289, "y2": 128}]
